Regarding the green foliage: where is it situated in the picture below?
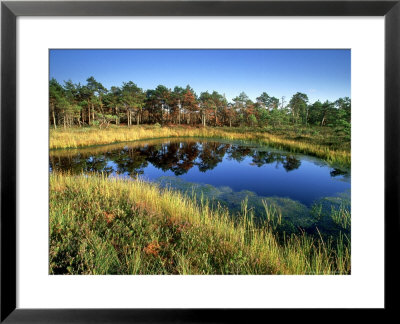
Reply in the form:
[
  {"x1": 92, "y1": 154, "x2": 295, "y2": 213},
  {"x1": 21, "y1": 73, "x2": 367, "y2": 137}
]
[
  {"x1": 49, "y1": 78, "x2": 351, "y2": 139},
  {"x1": 249, "y1": 114, "x2": 257, "y2": 126},
  {"x1": 289, "y1": 92, "x2": 309, "y2": 124}
]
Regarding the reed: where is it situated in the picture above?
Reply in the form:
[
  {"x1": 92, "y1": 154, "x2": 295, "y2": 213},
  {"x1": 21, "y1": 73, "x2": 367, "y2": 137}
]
[
  {"x1": 261, "y1": 199, "x2": 282, "y2": 231},
  {"x1": 331, "y1": 204, "x2": 351, "y2": 229},
  {"x1": 50, "y1": 173, "x2": 351, "y2": 275}
]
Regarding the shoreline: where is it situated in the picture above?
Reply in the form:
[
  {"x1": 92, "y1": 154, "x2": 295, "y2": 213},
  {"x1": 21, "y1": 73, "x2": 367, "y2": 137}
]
[{"x1": 50, "y1": 126, "x2": 351, "y2": 167}]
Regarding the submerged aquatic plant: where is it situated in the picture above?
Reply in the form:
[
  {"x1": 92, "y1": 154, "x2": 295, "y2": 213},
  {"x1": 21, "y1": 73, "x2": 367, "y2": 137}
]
[{"x1": 311, "y1": 203, "x2": 323, "y2": 222}]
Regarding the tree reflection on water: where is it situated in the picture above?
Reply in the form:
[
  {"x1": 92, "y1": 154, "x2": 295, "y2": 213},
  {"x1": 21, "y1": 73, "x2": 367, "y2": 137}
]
[
  {"x1": 49, "y1": 140, "x2": 308, "y2": 177},
  {"x1": 50, "y1": 139, "x2": 348, "y2": 180}
]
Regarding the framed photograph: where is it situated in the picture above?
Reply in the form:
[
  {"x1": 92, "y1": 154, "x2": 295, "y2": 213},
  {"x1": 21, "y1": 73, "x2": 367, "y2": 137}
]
[{"x1": 1, "y1": 0, "x2": 399, "y2": 322}]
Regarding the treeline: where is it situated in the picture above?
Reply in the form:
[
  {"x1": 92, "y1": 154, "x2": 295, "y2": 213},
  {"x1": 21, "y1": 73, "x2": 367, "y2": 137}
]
[{"x1": 49, "y1": 76, "x2": 351, "y2": 133}]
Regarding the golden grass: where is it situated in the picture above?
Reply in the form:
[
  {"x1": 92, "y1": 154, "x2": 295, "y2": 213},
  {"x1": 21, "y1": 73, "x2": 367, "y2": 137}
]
[{"x1": 50, "y1": 173, "x2": 351, "y2": 275}]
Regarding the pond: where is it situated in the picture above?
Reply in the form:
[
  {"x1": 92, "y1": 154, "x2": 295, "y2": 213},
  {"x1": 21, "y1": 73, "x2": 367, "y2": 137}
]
[{"x1": 50, "y1": 138, "x2": 351, "y2": 237}]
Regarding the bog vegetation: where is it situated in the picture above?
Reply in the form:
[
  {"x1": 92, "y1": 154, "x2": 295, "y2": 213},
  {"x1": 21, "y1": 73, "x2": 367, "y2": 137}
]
[
  {"x1": 49, "y1": 77, "x2": 351, "y2": 275},
  {"x1": 50, "y1": 173, "x2": 350, "y2": 275}
]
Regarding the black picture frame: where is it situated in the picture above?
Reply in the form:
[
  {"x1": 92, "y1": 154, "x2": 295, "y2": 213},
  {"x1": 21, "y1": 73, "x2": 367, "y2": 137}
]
[{"x1": 1, "y1": 0, "x2": 399, "y2": 322}]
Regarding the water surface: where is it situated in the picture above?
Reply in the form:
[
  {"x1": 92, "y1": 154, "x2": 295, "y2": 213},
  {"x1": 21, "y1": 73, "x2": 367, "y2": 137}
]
[
  {"x1": 50, "y1": 138, "x2": 349, "y2": 205},
  {"x1": 50, "y1": 138, "x2": 351, "y2": 236}
]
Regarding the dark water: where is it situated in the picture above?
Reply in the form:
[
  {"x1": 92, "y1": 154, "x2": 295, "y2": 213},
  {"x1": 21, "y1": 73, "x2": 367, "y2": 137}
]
[{"x1": 50, "y1": 138, "x2": 351, "y2": 236}]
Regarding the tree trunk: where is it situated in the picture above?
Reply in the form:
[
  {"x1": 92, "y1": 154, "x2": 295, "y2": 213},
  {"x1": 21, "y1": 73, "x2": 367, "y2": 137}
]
[
  {"x1": 178, "y1": 101, "x2": 181, "y2": 125},
  {"x1": 305, "y1": 107, "x2": 309, "y2": 126},
  {"x1": 88, "y1": 104, "x2": 91, "y2": 125},
  {"x1": 115, "y1": 106, "x2": 119, "y2": 125},
  {"x1": 52, "y1": 107, "x2": 57, "y2": 129}
]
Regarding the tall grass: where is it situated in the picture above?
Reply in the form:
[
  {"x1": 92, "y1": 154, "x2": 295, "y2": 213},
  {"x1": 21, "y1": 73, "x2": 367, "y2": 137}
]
[
  {"x1": 50, "y1": 173, "x2": 351, "y2": 275},
  {"x1": 262, "y1": 199, "x2": 282, "y2": 231},
  {"x1": 331, "y1": 204, "x2": 351, "y2": 229},
  {"x1": 50, "y1": 125, "x2": 350, "y2": 166}
]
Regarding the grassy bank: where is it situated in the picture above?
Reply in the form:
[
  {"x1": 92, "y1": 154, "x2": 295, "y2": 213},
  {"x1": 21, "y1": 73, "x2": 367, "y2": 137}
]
[
  {"x1": 50, "y1": 173, "x2": 350, "y2": 275},
  {"x1": 50, "y1": 125, "x2": 350, "y2": 166}
]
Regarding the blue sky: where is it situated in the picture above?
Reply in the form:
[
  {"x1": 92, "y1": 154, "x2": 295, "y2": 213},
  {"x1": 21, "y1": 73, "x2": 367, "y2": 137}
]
[{"x1": 50, "y1": 49, "x2": 350, "y2": 103}]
